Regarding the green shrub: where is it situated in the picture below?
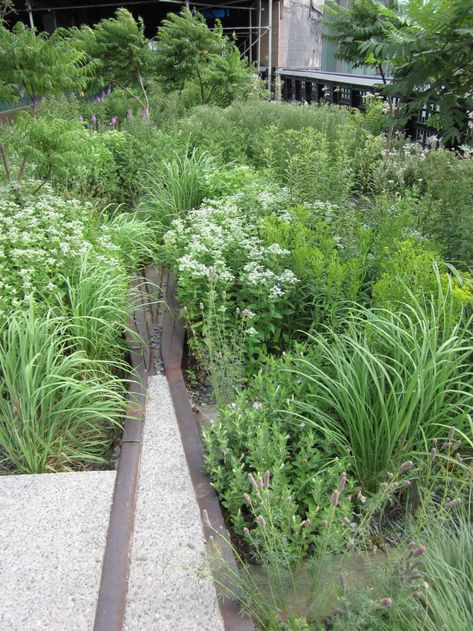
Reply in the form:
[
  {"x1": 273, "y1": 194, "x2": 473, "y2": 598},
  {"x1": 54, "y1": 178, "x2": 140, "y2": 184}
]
[
  {"x1": 261, "y1": 209, "x2": 364, "y2": 331},
  {"x1": 162, "y1": 195, "x2": 299, "y2": 359},
  {"x1": 203, "y1": 350, "x2": 350, "y2": 548},
  {"x1": 416, "y1": 150, "x2": 473, "y2": 266}
]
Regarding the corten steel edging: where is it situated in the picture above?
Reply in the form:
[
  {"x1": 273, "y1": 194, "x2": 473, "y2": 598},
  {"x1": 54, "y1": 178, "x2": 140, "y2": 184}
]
[
  {"x1": 160, "y1": 270, "x2": 255, "y2": 631},
  {"x1": 93, "y1": 280, "x2": 150, "y2": 631}
]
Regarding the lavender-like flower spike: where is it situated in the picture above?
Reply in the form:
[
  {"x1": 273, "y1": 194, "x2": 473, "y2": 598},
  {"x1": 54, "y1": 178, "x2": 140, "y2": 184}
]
[
  {"x1": 256, "y1": 515, "x2": 266, "y2": 527},
  {"x1": 410, "y1": 545, "x2": 426, "y2": 558},
  {"x1": 429, "y1": 447, "x2": 437, "y2": 462},
  {"x1": 263, "y1": 470, "x2": 271, "y2": 489},
  {"x1": 448, "y1": 426, "x2": 456, "y2": 440},
  {"x1": 248, "y1": 473, "x2": 258, "y2": 492},
  {"x1": 338, "y1": 473, "x2": 347, "y2": 492},
  {"x1": 243, "y1": 493, "x2": 252, "y2": 506},
  {"x1": 243, "y1": 527, "x2": 250, "y2": 536},
  {"x1": 330, "y1": 490, "x2": 340, "y2": 507},
  {"x1": 399, "y1": 460, "x2": 413, "y2": 474}
]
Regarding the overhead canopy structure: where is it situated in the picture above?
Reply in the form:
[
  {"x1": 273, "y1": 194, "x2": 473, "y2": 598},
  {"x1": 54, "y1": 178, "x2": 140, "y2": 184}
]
[
  {"x1": 10, "y1": 1, "x2": 259, "y2": 36},
  {"x1": 8, "y1": 1, "x2": 274, "y2": 85}
]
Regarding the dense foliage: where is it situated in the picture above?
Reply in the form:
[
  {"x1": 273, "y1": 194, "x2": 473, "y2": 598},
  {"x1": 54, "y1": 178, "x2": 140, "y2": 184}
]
[
  {"x1": 0, "y1": 7, "x2": 472, "y2": 629},
  {"x1": 324, "y1": 0, "x2": 473, "y2": 143}
]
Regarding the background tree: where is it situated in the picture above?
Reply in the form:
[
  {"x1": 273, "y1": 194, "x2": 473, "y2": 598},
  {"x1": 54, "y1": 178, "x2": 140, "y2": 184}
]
[
  {"x1": 363, "y1": 0, "x2": 473, "y2": 143},
  {"x1": 0, "y1": 22, "x2": 91, "y2": 117},
  {"x1": 155, "y1": 9, "x2": 257, "y2": 106},
  {"x1": 323, "y1": 0, "x2": 403, "y2": 146},
  {"x1": 78, "y1": 8, "x2": 155, "y2": 112},
  {"x1": 0, "y1": 21, "x2": 92, "y2": 184},
  {"x1": 0, "y1": 1, "x2": 14, "y2": 22},
  {"x1": 324, "y1": 0, "x2": 473, "y2": 144}
]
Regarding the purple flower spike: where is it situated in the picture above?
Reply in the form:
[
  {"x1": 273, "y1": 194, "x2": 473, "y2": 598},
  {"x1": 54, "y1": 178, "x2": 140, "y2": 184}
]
[
  {"x1": 91, "y1": 114, "x2": 97, "y2": 124},
  {"x1": 142, "y1": 107, "x2": 149, "y2": 120},
  {"x1": 111, "y1": 116, "x2": 118, "y2": 129}
]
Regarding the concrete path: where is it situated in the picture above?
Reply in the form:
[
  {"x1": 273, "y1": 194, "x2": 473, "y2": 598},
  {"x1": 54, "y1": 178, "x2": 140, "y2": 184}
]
[
  {"x1": 0, "y1": 470, "x2": 115, "y2": 631},
  {"x1": 124, "y1": 375, "x2": 224, "y2": 631},
  {"x1": 0, "y1": 376, "x2": 225, "y2": 630}
]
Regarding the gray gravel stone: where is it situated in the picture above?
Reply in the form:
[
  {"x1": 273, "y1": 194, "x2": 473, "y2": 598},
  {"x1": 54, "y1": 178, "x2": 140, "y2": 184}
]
[
  {"x1": 124, "y1": 375, "x2": 224, "y2": 631},
  {"x1": 0, "y1": 470, "x2": 115, "y2": 630}
]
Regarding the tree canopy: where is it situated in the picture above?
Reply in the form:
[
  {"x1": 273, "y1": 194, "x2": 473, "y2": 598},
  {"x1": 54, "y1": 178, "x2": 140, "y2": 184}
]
[{"x1": 324, "y1": 0, "x2": 473, "y2": 143}]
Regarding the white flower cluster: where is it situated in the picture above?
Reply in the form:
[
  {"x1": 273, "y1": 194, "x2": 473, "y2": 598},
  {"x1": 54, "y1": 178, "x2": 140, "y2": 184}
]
[
  {"x1": 164, "y1": 197, "x2": 299, "y2": 299},
  {"x1": 0, "y1": 186, "x2": 119, "y2": 319}
]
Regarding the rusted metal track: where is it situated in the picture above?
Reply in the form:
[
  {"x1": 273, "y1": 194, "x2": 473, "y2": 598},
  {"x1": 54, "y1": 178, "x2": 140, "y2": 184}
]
[
  {"x1": 160, "y1": 271, "x2": 254, "y2": 631},
  {"x1": 93, "y1": 279, "x2": 149, "y2": 631},
  {"x1": 94, "y1": 266, "x2": 254, "y2": 631}
]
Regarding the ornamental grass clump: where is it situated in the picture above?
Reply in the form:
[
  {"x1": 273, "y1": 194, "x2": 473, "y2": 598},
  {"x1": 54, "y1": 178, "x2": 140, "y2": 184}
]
[
  {"x1": 138, "y1": 148, "x2": 215, "y2": 234},
  {"x1": 291, "y1": 299, "x2": 473, "y2": 490},
  {"x1": 0, "y1": 308, "x2": 125, "y2": 474}
]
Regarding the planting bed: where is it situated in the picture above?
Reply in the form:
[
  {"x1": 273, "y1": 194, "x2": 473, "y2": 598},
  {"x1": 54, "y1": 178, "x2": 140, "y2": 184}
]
[{"x1": 0, "y1": 266, "x2": 252, "y2": 630}]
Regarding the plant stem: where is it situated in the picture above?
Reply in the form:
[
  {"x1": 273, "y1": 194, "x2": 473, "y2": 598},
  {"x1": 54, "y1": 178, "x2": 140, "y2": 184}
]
[
  {"x1": 0, "y1": 141, "x2": 11, "y2": 183},
  {"x1": 115, "y1": 81, "x2": 145, "y2": 109},
  {"x1": 32, "y1": 166, "x2": 52, "y2": 194},
  {"x1": 137, "y1": 70, "x2": 149, "y2": 112}
]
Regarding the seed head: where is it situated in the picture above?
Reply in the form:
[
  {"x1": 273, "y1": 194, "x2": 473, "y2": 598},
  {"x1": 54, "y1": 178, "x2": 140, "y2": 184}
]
[
  {"x1": 430, "y1": 447, "x2": 437, "y2": 462},
  {"x1": 256, "y1": 515, "x2": 266, "y2": 528},
  {"x1": 446, "y1": 498, "x2": 461, "y2": 509},
  {"x1": 410, "y1": 545, "x2": 426, "y2": 559},
  {"x1": 448, "y1": 426, "x2": 456, "y2": 440},
  {"x1": 248, "y1": 473, "x2": 258, "y2": 492},
  {"x1": 243, "y1": 527, "x2": 250, "y2": 536},
  {"x1": 243, "y1": 493, "x2": 252, "y2": 506},
  {"x1": 380, "y1": 598, "x2": 392, "y2": 608},
  {"x1": 399, "y1": 460, "x2": 414, "y2": 474}
]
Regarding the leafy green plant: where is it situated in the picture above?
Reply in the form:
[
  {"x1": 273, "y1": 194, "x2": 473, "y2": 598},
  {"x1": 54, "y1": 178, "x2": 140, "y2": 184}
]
[
  {"x1": 155, "y1": 9, "x2": 258, "y2": 106},
  {"x1": 291, "y1": 300, "x2": 473, "y2": 490},
  {"x1": 77, "y1": 8, "x2": 155, "y2": 112},
  {"x1": 195, "y1": 281, "x2": 248, "y2": 408},
  {"x1": 0, "y1": 308, "x2": 125, "y2": 474}
]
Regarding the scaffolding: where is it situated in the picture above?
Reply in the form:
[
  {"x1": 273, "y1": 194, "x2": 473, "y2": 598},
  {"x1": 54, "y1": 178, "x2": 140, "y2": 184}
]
[{"x1": 14, "y1": 1, "x2": 275, "y2": 89}]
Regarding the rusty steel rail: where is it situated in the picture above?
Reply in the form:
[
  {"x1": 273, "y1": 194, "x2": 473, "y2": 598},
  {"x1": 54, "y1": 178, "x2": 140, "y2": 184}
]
[{"x1": 94, "y1": 267, "x2": 254, "y2": 631}]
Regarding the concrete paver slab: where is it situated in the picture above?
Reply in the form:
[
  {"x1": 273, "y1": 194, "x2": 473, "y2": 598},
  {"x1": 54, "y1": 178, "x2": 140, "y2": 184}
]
[
  {"x1": 0, "y1": 470, "x2": 115, "y2": 631},
  {"x1": 125, "y1": 375, "x2": 224, "y2": 631}
]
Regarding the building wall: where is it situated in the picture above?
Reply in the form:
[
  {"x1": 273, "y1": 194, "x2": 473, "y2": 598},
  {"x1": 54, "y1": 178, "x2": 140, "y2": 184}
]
[{"x1": 279, "y1": 0, "x2": 323, "y2": 69}]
